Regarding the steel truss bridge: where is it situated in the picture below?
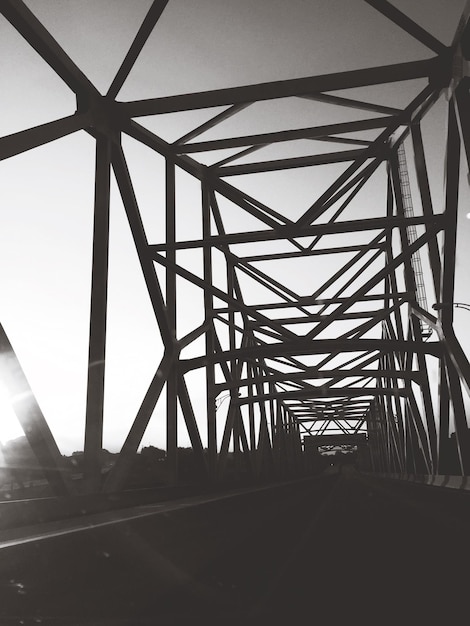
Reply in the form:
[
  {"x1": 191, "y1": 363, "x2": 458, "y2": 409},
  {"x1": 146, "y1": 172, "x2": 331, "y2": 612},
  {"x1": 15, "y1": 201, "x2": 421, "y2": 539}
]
[
  {"x1": 3, "y1": 2, "x2": 470, "y2": 623},
  {"x1": 1, "y1": 0, "x2": 470, "y2": 500}
]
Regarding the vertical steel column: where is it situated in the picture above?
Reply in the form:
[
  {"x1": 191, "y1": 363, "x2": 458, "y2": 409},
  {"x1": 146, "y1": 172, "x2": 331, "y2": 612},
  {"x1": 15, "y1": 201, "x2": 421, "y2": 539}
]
[
  {"x1": 437, "y1": 359, "x2": 451, "y2": 473},
  {"x1": 445, "y1": 358, "x2": 470, "y2": 474},
  {"x1": 390, "y1": 151, "x2": 436, "y2": 470},
  {"x1": 379, "y1": 394, "x2": 392, "y2": 471},
  {"x1": 106, "y1": 143, "x2": 176, "y2": 491},
  {"x1": 218, "y1": 401, "x2": 236, "y2": 480},
  {"x1": 269, "y1": 382, "x2": 278, "y2": 476},
  {"x1": 275, "y1": 398, "x2": 283, "y2": 477},
  {"x1": 284, "y1": 408, "x2": 293, "y2": 476},
  {"x1": 383, "y1": 352, "x2": 406, "y2": 471},
  {"x1": 376, "y1": 402, "x2": 390, "y2": 472},
  {"x1": 411, "y1": 124, "x2": 442, "y2": 300},
  {"x1": 247, "y1": 362, "x2": 257, "y2": 458},
  {"x1": 202, "y1": 182, "x2": 217, "y2": 480},
  {"x1": 407, "y1": 393, "x2": 431, "y2": 473},
  {"x1": 366, "y1": 407, "x2": 376, "y2": 472},
  {"x1": 440, "y1": 98, "x2": 470, "y2": 473},
  {"x1": 382, "y1": 386, "x2": 404, "y2": 472},
  {"x1": 237, "y1": 410, "x2": 254, "y2": 478},
  {"x1": 166, "y1": 159, "x2": 178, "y2": 484},
  {"x1": 367, "y1": 402, "x2": 382, "y2": 472},
  {"x1": 254, "y1": 362, "x2": 273, "y2": 477},
  {"x1": 455, "y1": 79, "x2": 470, "y2": 175},
  {"x1": 293, "y1": 416, "x2": 303, "y2": 474},
  {"x1": 413, "y1": 335, "x2": 437, "y2": 470},
  {"x1": 441, "y1": 98, "x2": 460, "y2": 347},
  {"x1": 227, "y1": 259, "x2": 240, "y2": 472},
  {"x1": 232, "y1": 411, "x2": 241, "y2": 476},
  {"x1": 403, "y1": 397, "x2": 417, "y2": 473},
  {"x1": 285, "y1": 408, "x2": 292, "y2": 473},
  {"x1": 84, "y1": 136, "x2": 111, "y2": 492}
]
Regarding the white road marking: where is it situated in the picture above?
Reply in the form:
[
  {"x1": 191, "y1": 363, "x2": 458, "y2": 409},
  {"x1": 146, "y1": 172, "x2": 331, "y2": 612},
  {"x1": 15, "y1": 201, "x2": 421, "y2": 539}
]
[{"x1": 0, "y1": 481, "x2": 295, "y2": 549}]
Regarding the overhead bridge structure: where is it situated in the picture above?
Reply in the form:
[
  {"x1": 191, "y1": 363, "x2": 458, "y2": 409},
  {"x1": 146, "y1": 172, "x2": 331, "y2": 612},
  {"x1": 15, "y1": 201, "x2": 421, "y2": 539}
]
[{"x1": 1, "y1": 0, "x2": 470, "y2": 501}]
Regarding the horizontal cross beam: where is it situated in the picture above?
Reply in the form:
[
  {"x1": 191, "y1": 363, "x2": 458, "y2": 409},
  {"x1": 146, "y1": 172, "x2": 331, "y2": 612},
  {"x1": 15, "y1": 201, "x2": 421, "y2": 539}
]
[{"x1": 120, "y1": 58, "x2": 442, "y2": 116}]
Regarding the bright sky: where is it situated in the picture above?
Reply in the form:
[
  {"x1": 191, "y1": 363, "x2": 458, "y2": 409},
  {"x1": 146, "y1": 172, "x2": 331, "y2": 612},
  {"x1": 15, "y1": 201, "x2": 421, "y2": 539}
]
[{"x1": 0, "y1": 0, "x2": 469, "y2": 454}]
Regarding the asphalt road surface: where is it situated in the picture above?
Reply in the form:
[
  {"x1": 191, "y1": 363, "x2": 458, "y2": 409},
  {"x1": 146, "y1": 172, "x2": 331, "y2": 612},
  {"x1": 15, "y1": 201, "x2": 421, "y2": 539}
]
[{"x1": 1, "y1": 467, "x2": 469, "y2": 625}]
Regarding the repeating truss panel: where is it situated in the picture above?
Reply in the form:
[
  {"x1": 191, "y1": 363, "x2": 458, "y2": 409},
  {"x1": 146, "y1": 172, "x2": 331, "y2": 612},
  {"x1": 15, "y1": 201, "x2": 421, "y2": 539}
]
[{"x1": 1, "y1": 0, "x2": 470, "y2": 494}]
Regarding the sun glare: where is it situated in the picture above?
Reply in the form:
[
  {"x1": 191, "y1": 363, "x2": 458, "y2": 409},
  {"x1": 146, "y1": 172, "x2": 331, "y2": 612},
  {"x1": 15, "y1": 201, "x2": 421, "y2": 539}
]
[{"x1": 0, "y1": 380, "x2": 23, "y2": 445}]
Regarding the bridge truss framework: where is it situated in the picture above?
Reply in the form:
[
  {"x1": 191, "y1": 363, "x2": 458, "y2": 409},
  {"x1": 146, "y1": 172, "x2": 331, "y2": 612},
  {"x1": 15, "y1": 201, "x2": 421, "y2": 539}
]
[{"x1": 1, "y1": 0, "x2": 470, "y2": 494}]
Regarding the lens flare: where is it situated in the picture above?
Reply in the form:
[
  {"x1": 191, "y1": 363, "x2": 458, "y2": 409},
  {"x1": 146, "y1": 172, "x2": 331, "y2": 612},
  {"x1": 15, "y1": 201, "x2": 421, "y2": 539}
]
[{"x1": 0, "y1": 381, "x2": 23, "y2": 445}]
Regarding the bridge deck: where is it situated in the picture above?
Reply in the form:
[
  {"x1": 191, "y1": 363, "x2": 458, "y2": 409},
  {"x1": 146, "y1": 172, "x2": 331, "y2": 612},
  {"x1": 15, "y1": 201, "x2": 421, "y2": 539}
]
[{"x1": 1, "y1": 469, "x2": 469, "y2": 624}]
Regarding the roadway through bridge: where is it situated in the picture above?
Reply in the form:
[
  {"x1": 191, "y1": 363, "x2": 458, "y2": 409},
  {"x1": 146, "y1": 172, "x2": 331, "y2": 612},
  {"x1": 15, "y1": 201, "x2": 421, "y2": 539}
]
[{"x1": 1, "y1": 470, "x2": 469, "y2": 625}]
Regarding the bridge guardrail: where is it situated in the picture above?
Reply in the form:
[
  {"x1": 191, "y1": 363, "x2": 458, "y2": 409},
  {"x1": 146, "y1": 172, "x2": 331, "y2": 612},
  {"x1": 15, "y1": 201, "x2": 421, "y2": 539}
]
[{"x1": 373, "y1": 473, "x2": 470, "y2": 491}]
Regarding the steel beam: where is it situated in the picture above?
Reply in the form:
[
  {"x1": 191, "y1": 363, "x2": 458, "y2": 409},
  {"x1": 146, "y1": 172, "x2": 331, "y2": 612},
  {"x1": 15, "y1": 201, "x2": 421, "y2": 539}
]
[
  {"x1": 84, "y1": 136, "x2": 111, "y2": 492},
  {"x1": 104, "y1": 351, "x2": 175, "y2": 492},
  {"x1": 149, "y1": 214, "x2": 443, "y2": 252},
  {"x1": 111, "y1": 142, "x2": 174, "y2": 348},
  {"x1": 107, "y1": 0, "x2": 170, "y2": 99},
  {"x1": 216, "y1": 149, "x2": 366, "y2": 177},
  {"x1": 364, "y1": 0, "x2": 448, "y2": 54},
  {"x1": 177, "y1": 117, "x2": 394, "y2": 154},
  {"x1": 202, "y1": 183, "x2": 217, "y2": 480},
  {"x1": 181, "y1": 339, "x2": 440, "y2": 373},
  {"x1": 121, "y1": 59, "x2": 441, "y2": 117},
  {"x1": 1, "y1": 0, "x2": 99, "y2": 97},
  {"x1": 165, "y1": 159, "x2": 178, "y2": 484},
  {"x1": 0, "y1": 113, "x2": 91, "y2": 162}
]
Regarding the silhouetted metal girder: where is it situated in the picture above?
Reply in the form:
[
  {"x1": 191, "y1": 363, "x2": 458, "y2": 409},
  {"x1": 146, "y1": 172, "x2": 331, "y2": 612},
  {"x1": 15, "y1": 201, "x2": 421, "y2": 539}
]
[
  {"x1": 297, "y1": 413, "x2": 368, "y2": 422},
  {"x1": 298, "y1": 92, "x2": 402, "y2": 116},
  {"x1": 181, "y1": 339, "x2": 441, "y2": 373},
  {"x1": 290, "y1": 401, "x2": 374, "y2": 410},
  {"x1": 125, "y1": 121, "x2": 296, "y2": 234},
  {"x1": 304, "y1": 312, "x2": 379, "y2": 327},
  {"x1": 221, "y1": 293, "x2": 414, "y2": 312},
  {"x1": 316, "y1": 410, "x2": 370, "y2": 417},
  {"x1": 0, "y1": 113, "x2": 93, "y2": 162},
  {"x1": 297, "y1": 414, "x2": 368, "y2": 421},
  {"x1": 236, "y1": 387, "x2": 406, "y2": 404},
  {"x1": 216, "y1": 149, "x2": 366, "y2": 176},
  {"x1": 150, "y1": 215, "x2": 443, "y2": 251},
  {"x1": 120, "y1": 58, "x2": 444, "y2": 117},
  {"x1": 287, "y1": 403, "x2": 375, "y2": 410},
  {"x1": 240, "y1": 243, "x2": 386, "y2": 262},
  {"x1": 1, "y1": 0, "x2": 100, "y2": 97},
  {"x1": 176, "y1": 117, "x2": 395, "y2": 153},
  {"x1": 295, "y1": 401, "x2": 371, "y2": 408},
  {"x1": 296, "y1": 408, "x2": 370, "y2": 414},
  {"x1": 296, "y1": 82, "x2": 441, "y2": 228},
  {"x1": 272, "y1": 404, "x2": 356, "y2": 417},
  {"x1": 304, "y1": 434, "x2": 368, "y2": 446},
  {"x1": 215, "y1": 369, "x2": 419, "y2": 393},
  {"x1": 364, "y1": 0, "x2": 449, "y2": 54},
  {"x1": 309, "y1": 416, "x2": 368, "y2": 424},
  {"x1": 249, "y1": 310, "x2": 400, "y2": 325},
  {"x1": 106, "y1": 0, "x2": 170, "y2": 100},
  {"x1": 153, "y1": 231, "x2": 439, "y2": 339}
]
